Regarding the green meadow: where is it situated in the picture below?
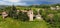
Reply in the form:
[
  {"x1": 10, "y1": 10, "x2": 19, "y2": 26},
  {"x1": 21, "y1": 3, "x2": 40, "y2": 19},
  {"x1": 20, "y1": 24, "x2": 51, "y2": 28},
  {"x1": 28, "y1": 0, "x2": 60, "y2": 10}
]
[{"x1": 0, "y1": 16, "x2": 50, "y2": 28}]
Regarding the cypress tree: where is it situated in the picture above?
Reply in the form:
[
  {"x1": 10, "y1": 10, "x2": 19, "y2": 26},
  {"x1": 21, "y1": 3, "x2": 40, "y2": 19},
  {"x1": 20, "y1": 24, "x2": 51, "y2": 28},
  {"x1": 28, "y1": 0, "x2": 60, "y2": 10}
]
[{"x1": 9, "y1": 5, "x2": 17, "y2": 19}]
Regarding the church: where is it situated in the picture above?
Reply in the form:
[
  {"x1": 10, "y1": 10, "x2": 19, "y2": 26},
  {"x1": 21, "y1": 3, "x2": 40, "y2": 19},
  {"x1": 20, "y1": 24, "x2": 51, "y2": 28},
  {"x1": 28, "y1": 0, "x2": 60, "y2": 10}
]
[{"x1": 1, "y1": 5, "x2": 42, "y2": 21}]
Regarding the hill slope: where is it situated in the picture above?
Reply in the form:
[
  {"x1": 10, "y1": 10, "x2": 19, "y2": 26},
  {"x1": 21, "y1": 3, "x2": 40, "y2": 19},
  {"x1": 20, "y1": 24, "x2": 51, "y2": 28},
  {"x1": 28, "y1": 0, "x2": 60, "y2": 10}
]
[{"x1": 0, "y1": 16, "x2": 49, "y2": 28}]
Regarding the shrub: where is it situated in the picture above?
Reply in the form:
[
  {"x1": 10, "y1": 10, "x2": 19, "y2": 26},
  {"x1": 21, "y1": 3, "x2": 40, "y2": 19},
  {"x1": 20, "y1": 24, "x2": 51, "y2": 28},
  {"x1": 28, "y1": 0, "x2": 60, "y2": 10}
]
[
  {"x1": 9, "y1": 5, "x2": 17, "y2": 19},
  {"x1": 18, "y1": 11, "x2": 29, "y2": 21}
]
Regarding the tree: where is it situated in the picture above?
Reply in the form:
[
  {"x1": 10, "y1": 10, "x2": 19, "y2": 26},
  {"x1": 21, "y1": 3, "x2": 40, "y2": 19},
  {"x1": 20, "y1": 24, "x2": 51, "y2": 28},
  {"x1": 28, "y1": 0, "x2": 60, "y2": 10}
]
[
  {"x1": 18, "y1": 11, "x2": 29, "y2": 21},
  {"x1": 9, "y1": 5, "x2": 17, "y2": 19}
]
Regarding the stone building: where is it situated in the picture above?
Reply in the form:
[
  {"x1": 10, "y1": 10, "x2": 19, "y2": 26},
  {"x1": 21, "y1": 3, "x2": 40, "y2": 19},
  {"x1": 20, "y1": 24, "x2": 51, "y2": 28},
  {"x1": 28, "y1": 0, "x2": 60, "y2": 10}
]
[
  {"x1": 20, "y1": 10, "x2": 34, "y2": 21},
  {"x1": 36, "y1": 9, "x2": 42, "y2": 20},
  {"x1": 50, "y1": 6, "x2": 60, "y2": 10},
  {"x1": 2, "y1": 11, "x2": 8, "y2": 19},
  {"x1": 13, "y1": 9, "x2": 42, "y2": 21},
  {"x1": 50, "y1": 7, "x2": 56, "y2": 10},
  {"x1": 27, "y1": 10, "x2": 33, "y2": 21},
  {"x1": 56, "y1": 6, "x2": 60, "y2": 10}
]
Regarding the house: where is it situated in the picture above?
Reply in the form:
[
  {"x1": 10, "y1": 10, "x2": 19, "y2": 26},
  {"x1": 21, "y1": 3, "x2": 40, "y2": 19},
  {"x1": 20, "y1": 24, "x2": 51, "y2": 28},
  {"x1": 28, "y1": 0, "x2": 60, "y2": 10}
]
[
  {"x1": 56, "y1": 6, "x2": 60, "y2": 10},
  {"x1": 36, "y1": 9, "x2": 42, "y2": 20},
  {"x1": 50, "y1": 6, "x2": 60, "y2": 10},
  {"x1": 50, "y1": 7, "x2": 56, "y2": 10},
  {"x1": 2, "y1": 11, "x2": 8, "y2": 19}
]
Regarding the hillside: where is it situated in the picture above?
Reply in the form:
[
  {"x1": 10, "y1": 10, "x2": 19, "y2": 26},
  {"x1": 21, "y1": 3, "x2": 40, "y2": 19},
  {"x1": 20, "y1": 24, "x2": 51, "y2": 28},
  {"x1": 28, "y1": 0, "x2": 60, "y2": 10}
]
[{"x1": 0, "y1": 16, "x2": 49, "y2": 28}]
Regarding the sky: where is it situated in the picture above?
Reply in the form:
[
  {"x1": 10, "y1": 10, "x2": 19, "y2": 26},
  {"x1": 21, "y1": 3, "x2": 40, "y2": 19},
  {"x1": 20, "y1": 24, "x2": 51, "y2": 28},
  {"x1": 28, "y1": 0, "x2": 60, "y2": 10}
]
[{"x1": 0, "y1": 0, "x2": 60, "y2": 6}]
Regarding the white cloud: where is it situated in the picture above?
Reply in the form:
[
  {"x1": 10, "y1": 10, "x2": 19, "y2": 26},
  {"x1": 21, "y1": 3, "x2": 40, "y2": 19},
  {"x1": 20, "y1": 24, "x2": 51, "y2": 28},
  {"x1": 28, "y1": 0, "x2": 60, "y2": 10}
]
[
  {"x1": 13, "y1": 2, "x2": 27, "y2": 6},
  {"x1": 21, "y1": 0, "x2": 35, "y2": 1},
  {"x1": 0, "y1": 0, "x2": 28, "y2": 6},
  {"x1": 3, "y1": 0, "x2": 21, "y2": 2},
  {"x1": 1, "y1": 0, "x2": 60, "y2": 6},
  {"x1": 0, "y1": 1, "x2": 8, "y2": 5},
  {"x1": 0, "y1": 1, "x2": 27, "y2": 6}
]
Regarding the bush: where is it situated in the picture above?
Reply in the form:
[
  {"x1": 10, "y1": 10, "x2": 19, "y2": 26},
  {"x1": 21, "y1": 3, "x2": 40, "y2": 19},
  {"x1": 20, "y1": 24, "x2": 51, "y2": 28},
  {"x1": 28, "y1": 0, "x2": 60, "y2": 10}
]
[
  {"x1": 18, "y1": 11, "x2": 29, "y2": 21},
  {"x1": 9, "y1": 5, "x2": 17, "y2": 19}
]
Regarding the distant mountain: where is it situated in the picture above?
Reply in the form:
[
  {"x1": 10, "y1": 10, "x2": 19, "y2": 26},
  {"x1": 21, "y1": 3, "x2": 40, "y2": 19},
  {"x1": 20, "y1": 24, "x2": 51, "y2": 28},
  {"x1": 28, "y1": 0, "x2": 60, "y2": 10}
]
[{"x1": 0, "y1": 5, "x2": 9, "y2": 9}]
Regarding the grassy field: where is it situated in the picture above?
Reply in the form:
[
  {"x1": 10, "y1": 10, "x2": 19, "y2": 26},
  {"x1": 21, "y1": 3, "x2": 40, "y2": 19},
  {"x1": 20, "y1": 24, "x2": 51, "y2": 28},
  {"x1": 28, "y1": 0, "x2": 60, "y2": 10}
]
[{"x1": 0, "y1": 16, "x2": 50, "y2": 28}]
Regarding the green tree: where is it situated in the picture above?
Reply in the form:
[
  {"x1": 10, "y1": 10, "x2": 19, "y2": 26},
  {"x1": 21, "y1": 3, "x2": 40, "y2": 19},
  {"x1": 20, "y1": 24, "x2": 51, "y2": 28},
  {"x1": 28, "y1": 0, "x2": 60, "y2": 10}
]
[
  {"x1": 9, "y1": 5, "x2": 17, "y2": 19},
  {"x1": 18, "y1": 11, "x2": 29, "y2": 21}
]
